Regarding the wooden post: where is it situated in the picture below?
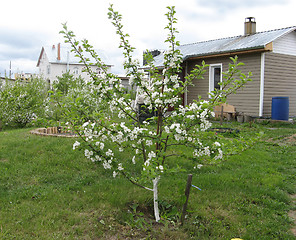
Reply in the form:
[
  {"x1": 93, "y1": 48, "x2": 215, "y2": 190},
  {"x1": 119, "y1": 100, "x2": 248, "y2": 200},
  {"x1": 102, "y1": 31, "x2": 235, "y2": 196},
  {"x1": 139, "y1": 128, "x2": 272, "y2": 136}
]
[
  {"x1": 220, "y1": 105, "x2": 224, "y2": 125},
  {"x1": 181, "y1": 174, "x2": 193, "y2": 225}
]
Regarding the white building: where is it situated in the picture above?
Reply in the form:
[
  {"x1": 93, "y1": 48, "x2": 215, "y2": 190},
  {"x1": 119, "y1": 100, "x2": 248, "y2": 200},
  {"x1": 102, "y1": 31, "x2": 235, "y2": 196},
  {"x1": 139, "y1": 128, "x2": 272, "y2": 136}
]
[{"x1": 36, "y1": 43, "x2": 112, "y2": 84}]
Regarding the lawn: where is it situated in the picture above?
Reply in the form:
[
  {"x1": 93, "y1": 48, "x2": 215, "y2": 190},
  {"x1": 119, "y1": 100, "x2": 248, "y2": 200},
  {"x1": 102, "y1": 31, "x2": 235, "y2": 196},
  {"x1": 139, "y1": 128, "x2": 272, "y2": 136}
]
[{"x1": 0, "y1": 122, "x2": 295, "y2": 239}]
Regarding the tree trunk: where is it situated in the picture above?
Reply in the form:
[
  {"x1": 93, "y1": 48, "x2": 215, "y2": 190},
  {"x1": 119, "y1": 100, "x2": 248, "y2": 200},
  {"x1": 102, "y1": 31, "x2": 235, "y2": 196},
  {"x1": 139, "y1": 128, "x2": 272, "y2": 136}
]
[{"x1": 153, "y1": 176, "x2": 160, "y2": 222}]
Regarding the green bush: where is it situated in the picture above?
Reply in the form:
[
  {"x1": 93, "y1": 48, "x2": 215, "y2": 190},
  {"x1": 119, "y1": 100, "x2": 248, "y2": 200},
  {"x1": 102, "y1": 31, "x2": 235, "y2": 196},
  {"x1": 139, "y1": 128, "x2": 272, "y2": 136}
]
[
  {"x1": 0, "y1": 78, "x2": 47, "y2": 128},
  {"x1": 46, "y1": 72, "x2": 107, "y2": 126}
]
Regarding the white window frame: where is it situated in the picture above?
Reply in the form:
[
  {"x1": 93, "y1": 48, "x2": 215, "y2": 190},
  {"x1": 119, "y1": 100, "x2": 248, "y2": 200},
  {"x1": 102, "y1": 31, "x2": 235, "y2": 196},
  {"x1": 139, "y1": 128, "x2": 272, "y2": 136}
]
[
  {"x1": 73, "y1": 67, "x2": 79, "y2": 75},
  {"x1": 209, "y1": 63, "x2": 222, "y2": 96}
]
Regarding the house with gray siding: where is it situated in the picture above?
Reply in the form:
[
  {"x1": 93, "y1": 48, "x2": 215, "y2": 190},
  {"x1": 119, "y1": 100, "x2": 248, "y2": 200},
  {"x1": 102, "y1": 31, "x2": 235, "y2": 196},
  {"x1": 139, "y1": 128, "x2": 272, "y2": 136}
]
[{"x1": 152, "y1": 18, "x2": 296, "y2": 117}]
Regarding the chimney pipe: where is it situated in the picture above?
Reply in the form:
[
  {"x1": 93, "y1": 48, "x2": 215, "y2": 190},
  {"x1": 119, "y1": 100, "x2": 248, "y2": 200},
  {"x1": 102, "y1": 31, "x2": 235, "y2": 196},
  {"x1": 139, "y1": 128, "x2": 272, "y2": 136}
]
[
  {"x1": 244, "y1": 17, "x2": 256, "y2": 35},
  {"x1": 57, "y1": 43, "x2": 61, "y2": 61},
  {"x1": 143, "y1": 49, "x2": 161, "y2": 66}
]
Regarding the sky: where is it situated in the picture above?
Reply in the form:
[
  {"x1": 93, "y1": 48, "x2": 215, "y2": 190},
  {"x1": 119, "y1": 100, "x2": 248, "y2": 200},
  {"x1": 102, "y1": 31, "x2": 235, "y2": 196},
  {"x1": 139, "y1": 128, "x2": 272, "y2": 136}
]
[{"x1": 0, "y1": 0, "x2": 295, "y2": 77}]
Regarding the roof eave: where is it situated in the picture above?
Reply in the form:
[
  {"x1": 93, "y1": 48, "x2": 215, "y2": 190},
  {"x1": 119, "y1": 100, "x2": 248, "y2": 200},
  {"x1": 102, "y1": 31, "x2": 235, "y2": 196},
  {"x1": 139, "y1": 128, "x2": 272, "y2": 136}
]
[
  {"x1": 184, "y1": 45, "x2": 272, "y2": 61},
  {"x1": 49, "y1": 62, "x2": 113, "y2": 67},
  {"x1": 36, "y1": 47, "x2": 45, "y2": 67},
  {"x1": 146, "y1": 42, "x2": 274, "y2": 69}
]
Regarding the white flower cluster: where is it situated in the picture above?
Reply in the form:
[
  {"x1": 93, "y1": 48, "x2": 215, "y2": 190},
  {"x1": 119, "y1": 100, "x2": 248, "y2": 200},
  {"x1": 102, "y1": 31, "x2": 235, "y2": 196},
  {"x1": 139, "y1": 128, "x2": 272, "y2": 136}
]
[
  {"x1": 164, "y1": 49, "x2": 182, "y2": 69},
  {"x1": 73, "y1": 141, "x2": 80, "y2": 150},
  {"x1": 179, "y1": 101, "x2": 213, "y2": 132},
  {"x1": 156, "y1": 165, "x2": 164, "y2": 173},
  {"x1": 142, "y1": 150, "x2": 165, "y2": 174},
  {"x1": 108, "y1": 96, "x2": 134, "y2": 119},
  {"x1": 170, "y1": 123, "x2": 187, "y2": 141},
  {"x1": 76, "y1": 116, "x2": 165, "y2": 178},
  {"x1": 193, "y1": 164, "x2": 203, "y2": 169},
  {"x1": 76, "y1": 121, "x2": 116, "y2": 167},
  {"x1": 133, "y1": 52, "x2": 183, "y2": 110},
  {"x1": 193, "y1": 141, "x2": 223, "y2": 161},
  {"x1": 144, "y1": 151, "x2": 156, "y2": 168},
  {"x1": 193, "y1": 146, "x2": 211, "y2": 158}
]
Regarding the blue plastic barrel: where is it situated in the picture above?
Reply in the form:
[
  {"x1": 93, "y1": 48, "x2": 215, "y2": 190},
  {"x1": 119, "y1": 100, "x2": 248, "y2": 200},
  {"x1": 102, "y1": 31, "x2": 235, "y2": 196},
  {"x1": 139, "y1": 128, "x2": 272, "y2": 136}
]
[{"x1": 271, "y1": 97, "x2": 289, "y2": 120}]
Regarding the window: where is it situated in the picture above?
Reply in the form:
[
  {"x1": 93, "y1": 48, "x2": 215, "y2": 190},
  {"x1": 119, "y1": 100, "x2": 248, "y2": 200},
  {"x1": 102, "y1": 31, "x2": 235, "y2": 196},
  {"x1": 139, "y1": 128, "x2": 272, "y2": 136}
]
[
  {"x1": 209, "y1": 64, "x2": 222, "y2": 94},
  {"x1": 73, "y1": 67, "x2": 79, "y2": 75},
  {"x1": 47, "y1": 65, "x2": 51, "y2": 75}
]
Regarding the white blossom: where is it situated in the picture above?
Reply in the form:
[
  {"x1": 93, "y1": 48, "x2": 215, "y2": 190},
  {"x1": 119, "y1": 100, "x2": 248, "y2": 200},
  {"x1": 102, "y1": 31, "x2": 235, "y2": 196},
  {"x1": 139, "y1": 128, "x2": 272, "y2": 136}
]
[
  {"x1": 164, "y1": 126, "x2": 170, "y2": 133},
  {"x1": 113, "y1": 171, "x2": 118, "y2": 178},
  {"x1": 156, "y1": 165, "x2": 164, "y2": 173},
  {"x1": 129, "y1": 76, "x2": 135, "y2": 85},
  {"x1": 82, "y1": 122, "x2": 89, "y2": 128},
  {"x1": 73, "y1": 141, "x2": 80, "y2": 150},
  {"x1": 132, "y1": 156, "x2": 136, "y2": 164},
  {"x1": 214, "y1": 148, "x2": 223, "y2": 160},
  {"x1": 95, "y1": 142, "x2": 105, "y2": 150},
  {"x1": 84, "y1": 149, "x2": 94, "y2": 158},
  {"x1": 194, "y1": 164, "x2": 203, "y2": 169},
  {"x1": 118, "y1": 163, "x2": 124, "y2": 171},
  {"x1": 148, "y1": 151, "x2": 156, "y2": 159},
  {"x1": 106, "y1": 149, "x2": 114, "y2": 157},
  {"x1": 103, "y1": 160, "x2": 112, "y2": 169}
]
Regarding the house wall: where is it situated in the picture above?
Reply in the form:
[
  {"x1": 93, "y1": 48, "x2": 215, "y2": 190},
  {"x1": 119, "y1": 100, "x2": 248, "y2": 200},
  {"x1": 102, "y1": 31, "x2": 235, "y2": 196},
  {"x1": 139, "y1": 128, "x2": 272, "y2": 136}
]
[
  {"x1": 38, "y1": 52, "x2": 50, "y2": 79},
  {"x1": 263, "y1": 52, "x2": 296, "y2": 117},
  {"x1": 49, "y1": 63, "x2": 98, "y2": 83},
  {"x1": 186, "y1": 53, "x2": 261, "y2": 116},
  {"x1": 39, "y1": 54, "x2": 107, "y2": 84},
  {"x1": 273, "y1": 30, "x2": 296, "y2": 56}
]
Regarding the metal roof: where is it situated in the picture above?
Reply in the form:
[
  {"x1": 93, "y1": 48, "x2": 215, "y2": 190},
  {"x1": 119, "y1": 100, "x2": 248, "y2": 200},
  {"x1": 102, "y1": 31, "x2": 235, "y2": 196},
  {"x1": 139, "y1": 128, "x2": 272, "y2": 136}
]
[
  {"x1": 41, "y1": 45, "x2": 112, "y2": 66},
  {"x1": 152, "y1": 26, "x2": 296, "y2": 67}
]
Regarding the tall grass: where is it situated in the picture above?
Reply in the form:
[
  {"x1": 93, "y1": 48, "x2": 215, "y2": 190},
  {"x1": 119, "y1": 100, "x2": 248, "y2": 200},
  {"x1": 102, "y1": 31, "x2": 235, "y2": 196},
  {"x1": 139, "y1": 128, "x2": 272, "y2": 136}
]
[{"x1": 0, "y1": 124, "x2": 295, "y2": 239}]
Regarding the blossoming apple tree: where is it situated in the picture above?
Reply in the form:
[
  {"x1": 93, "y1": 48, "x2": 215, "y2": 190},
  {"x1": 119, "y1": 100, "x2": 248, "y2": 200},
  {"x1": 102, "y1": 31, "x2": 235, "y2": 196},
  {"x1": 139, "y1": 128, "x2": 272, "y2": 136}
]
[
  {"x1": 0, "y1": 78, "x2": 47, "y2": 128},
  {"x1": 59, "y1": 5, "x2": 252, "y2": 222}
]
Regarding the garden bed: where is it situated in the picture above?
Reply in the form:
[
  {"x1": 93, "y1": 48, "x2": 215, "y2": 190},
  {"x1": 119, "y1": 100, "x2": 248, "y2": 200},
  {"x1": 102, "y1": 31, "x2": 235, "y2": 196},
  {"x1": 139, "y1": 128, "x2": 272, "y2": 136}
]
[{"x1": 30, "y1": 127, "x2": 77, "y2": 138}]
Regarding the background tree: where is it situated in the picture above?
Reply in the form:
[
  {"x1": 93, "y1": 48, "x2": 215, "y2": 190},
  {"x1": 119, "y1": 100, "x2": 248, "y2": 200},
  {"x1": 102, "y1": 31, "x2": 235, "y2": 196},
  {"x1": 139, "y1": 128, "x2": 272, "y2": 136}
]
[{"x1": 0, "y1": 78, "x2": 47, "y2": 128}]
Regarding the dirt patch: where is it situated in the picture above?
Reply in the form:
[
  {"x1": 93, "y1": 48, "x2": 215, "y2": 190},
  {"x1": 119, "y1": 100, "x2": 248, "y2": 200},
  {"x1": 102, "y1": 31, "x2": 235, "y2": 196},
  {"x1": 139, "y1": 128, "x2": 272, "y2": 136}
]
[
  {"x1": 289, "y1": 194, "x2": 296, "y2": 237},
  {"x1": 282, "y1": 134, "x2": 296, "y2": 144},
  {"x1": 267, "y1": 133, "x2": 296, "y2": 146}
]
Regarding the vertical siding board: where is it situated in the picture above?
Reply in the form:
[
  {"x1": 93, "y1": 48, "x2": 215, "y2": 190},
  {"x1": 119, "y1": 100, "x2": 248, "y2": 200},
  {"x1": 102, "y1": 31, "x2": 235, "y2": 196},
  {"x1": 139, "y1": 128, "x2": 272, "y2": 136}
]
[
  {"x1": 186, "y1": 53, "x2": 261, "y2": 116},
  {"x1": 264, "y1": 52, "x2": 296, "y2": 117}
]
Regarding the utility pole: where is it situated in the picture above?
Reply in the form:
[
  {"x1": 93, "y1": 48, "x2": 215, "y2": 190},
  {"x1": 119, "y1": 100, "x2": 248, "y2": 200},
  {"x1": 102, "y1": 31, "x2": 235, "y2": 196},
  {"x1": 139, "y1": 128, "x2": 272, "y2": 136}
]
[{"x1": 9, "y1": 61, "x2": 12, "y2": 79}]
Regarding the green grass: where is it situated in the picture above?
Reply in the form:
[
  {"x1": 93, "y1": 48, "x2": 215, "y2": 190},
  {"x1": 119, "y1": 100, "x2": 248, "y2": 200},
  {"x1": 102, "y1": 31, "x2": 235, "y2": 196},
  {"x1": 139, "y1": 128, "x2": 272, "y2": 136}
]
[{"x1": 0, "y1": 123, "x2": 295, "y2": 239}]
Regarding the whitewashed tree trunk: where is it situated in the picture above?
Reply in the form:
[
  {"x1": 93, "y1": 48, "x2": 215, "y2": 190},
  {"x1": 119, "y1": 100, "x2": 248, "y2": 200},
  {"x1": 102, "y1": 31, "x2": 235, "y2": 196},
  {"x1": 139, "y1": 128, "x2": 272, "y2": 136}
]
[{"x1": 153, "y1": 176, "x2": 160, "y2": 222}]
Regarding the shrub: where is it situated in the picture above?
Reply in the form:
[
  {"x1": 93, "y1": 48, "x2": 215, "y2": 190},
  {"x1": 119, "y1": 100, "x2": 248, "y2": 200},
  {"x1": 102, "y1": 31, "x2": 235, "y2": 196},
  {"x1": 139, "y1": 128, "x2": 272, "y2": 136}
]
[{"x1": 0, "y1": 78, "x2": 47, "y2": 128}]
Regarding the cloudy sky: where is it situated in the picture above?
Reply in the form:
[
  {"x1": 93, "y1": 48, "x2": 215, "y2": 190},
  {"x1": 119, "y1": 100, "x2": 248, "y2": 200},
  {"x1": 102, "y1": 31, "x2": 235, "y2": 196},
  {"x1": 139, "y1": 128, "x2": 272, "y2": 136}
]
[{"x1": 0, "y1": 0, "x2": 295, "y2": 77}]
